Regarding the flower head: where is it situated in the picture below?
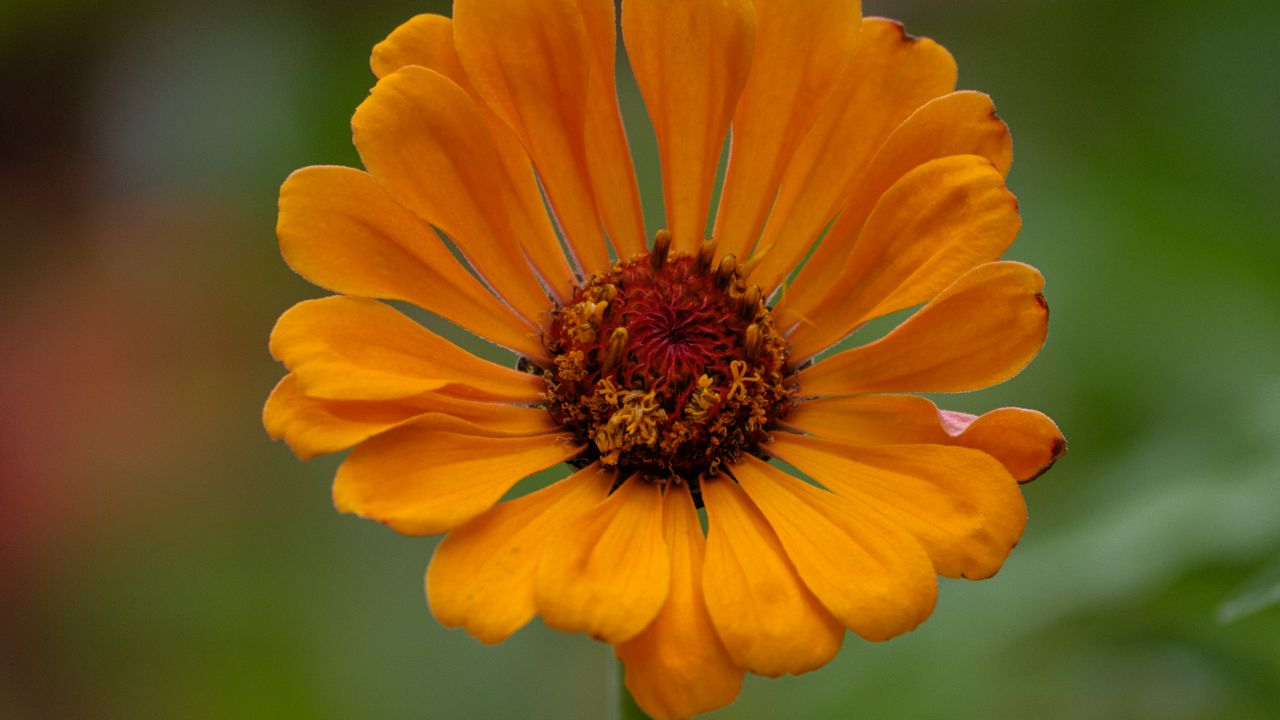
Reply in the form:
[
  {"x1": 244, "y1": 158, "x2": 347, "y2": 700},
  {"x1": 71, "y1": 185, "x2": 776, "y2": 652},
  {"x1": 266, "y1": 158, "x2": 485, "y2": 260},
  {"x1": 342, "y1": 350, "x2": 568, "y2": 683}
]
[{"x1": 266, "y1": 1, "x2": 1065, "y2": 717}]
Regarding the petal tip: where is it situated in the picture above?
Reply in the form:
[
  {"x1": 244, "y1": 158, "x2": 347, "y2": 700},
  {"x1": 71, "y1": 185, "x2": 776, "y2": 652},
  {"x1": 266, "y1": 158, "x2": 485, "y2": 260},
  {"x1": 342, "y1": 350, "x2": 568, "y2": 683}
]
[{"x1": 1021, "y1": 435, "x2": 1067, "y2": 484}]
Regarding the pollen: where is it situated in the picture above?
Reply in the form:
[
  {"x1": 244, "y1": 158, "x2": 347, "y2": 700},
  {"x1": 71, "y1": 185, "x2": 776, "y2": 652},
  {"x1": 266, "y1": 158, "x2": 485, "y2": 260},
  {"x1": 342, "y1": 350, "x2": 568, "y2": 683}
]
[{"x1": 538, "y1": 236, "x2": 792, "y2": 489}]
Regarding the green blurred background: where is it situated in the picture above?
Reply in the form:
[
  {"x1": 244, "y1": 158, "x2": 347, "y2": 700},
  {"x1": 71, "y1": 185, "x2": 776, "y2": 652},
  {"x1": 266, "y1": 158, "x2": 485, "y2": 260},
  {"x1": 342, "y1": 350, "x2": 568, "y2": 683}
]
[{"x1": 3, "y1": 0, "x2": 1278, "y2": 717}]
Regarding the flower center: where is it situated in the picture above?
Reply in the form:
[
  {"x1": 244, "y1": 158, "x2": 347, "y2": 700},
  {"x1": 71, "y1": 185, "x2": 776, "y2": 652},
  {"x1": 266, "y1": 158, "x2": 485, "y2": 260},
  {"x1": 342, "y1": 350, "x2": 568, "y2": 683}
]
[{"x1": 538, "y1": 234, "x2": 792, "y2": 486}]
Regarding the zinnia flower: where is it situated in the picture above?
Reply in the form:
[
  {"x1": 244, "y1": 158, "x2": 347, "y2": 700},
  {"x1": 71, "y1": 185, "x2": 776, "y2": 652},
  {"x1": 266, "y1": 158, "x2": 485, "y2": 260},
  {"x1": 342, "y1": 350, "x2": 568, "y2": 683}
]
[{"x1": 265, "y1": 1, "x2": 1066, "y2": 717}]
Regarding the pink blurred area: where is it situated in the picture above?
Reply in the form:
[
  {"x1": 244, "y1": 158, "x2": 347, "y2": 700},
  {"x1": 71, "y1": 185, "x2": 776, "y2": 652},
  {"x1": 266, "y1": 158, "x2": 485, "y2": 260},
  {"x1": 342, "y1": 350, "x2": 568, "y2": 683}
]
[
  {"x1": 0, "y1": 5, "x2": 320, "y2": 716},
  {"x1": 1, "y1": 0, "x2": 313, "y2": 699},
  {"x1": 0, "y1": 201, "x2": 254, "y2": 583}
]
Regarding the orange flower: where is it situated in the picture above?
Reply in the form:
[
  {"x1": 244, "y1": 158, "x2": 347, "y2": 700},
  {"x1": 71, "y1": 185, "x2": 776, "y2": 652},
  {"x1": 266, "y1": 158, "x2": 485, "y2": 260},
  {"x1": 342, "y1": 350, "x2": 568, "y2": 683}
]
[{"x1": 265, "y1": 2, "x2": 1065, "y2": 718}]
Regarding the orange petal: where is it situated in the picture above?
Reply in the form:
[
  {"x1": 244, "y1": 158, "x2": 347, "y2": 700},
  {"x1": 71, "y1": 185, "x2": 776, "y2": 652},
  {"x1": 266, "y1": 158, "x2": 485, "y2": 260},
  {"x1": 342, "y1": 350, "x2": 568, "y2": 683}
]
[
  {"x1": 615, "y1": 482, "x2": 744, "y2": 720},
  {"x1": 453, "y1": 0, "x2": 611, "y2": 274},
  {"x1": 786, "y1": 155, "x2": 1020, "y2": 361},
  {"x1": 574, "y1": 0, "x2": 647, "y2": 261},
  {"x1": 351, "y1": 65, "x2": 556, "y2": 323},
  {"x1": 623, "y1": 0, "x2": 755, "y2": 254},
  {"x1": 796, "y1": 262, "x2": 1048, "y2": 394},
  {"x1": 954, "y1": 408, "x2": 1068, "y2": 482},
  {"x1": 781, "y1": 89, "x2": 1013, "y2": 316},
  {"x1": 784, "y1": 395, "x2": 1066, "y2": 483},
  {"x1": 866, "y1": 90, "x2": 1014, "y2": 181},
  {"x1": 263, "y1": 374, "x2": 558, "y2": 461},
  {"x1": 701, "y1": 476, "x2": 843, "y2": 676},
  {"x1": 768, "y1": 433, "x2": 1026, "y2": 579},
  {"x1": 749, "y1": 18, "x2": 956, "y2": 293},
  {"x1": 333, "y1": 420, "x2": 581, "y2": 536},
  {"x1": 277, "y1": 166, "x2": 546, "y2": 358},
  {"x1": 734, "y1": 455, "x2": 937, "y2": 641},
  {"x1": 536, "y1": 475, "x2": 670, "y2": 643},
  {"x1": 369, "y1": 16, "x2": 578, "y2": 302},
  {"x1": 268, "y1": 296, "x2": 545, "y2": 402},
  {"x1": 712, "y1": 0, "x2": 862, "y2": 261},
  {"x1": 370, "y1": 13, "x2": 467, "y2": 80},
  {"x1": 427, "y1": 463, "x2": 611, "y2": 644}
]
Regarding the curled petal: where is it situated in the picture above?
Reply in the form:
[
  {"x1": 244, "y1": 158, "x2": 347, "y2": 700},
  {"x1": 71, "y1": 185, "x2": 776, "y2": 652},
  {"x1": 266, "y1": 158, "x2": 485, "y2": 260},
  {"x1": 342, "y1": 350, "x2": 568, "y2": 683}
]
[{"x1": 785, "y1": 394, "x2": 1066, "y2": 483}]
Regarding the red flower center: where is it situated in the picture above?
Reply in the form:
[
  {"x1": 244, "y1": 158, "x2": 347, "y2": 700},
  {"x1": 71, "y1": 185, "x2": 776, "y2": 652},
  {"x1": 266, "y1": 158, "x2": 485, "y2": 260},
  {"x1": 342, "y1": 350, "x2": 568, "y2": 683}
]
[{"x1": 538, "y1": 237, "x2": 792, "y2": 486}]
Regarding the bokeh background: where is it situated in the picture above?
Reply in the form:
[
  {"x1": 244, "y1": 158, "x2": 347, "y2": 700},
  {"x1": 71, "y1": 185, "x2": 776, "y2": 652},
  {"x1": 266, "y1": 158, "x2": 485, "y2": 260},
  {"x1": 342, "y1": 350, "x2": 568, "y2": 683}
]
[{"x1": 3, "y1": 0, "x2": 1278, "y2": 717}]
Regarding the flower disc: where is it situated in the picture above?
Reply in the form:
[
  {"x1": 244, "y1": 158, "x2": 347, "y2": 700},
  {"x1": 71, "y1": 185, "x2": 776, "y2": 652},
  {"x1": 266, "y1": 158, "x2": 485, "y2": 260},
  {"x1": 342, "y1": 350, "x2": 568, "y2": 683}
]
[{"x1": 541, "y1": 240, "x2": 791, "y2": 484}]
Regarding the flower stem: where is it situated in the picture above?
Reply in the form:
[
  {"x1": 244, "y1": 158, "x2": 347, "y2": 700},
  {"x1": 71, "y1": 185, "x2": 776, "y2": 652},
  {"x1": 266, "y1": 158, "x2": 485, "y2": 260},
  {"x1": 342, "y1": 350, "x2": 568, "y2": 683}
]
[{"x1": 612, "y1": 657, "x2": 650, "y2": 720}]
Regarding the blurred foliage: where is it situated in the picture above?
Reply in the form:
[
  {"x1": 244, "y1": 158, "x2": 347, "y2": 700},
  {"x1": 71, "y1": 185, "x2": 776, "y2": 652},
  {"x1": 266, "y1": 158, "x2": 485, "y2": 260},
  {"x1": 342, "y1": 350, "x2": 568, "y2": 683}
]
[{"x1": 1, "y1": 0, "x2": 1277, "y2": 718}]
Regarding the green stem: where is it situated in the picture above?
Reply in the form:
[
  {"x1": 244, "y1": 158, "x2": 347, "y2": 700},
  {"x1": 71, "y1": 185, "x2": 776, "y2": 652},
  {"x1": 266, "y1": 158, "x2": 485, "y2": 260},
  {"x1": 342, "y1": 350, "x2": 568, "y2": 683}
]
[{"x1": 613, "y1": 657, "x2": 651, "y2": 720}]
